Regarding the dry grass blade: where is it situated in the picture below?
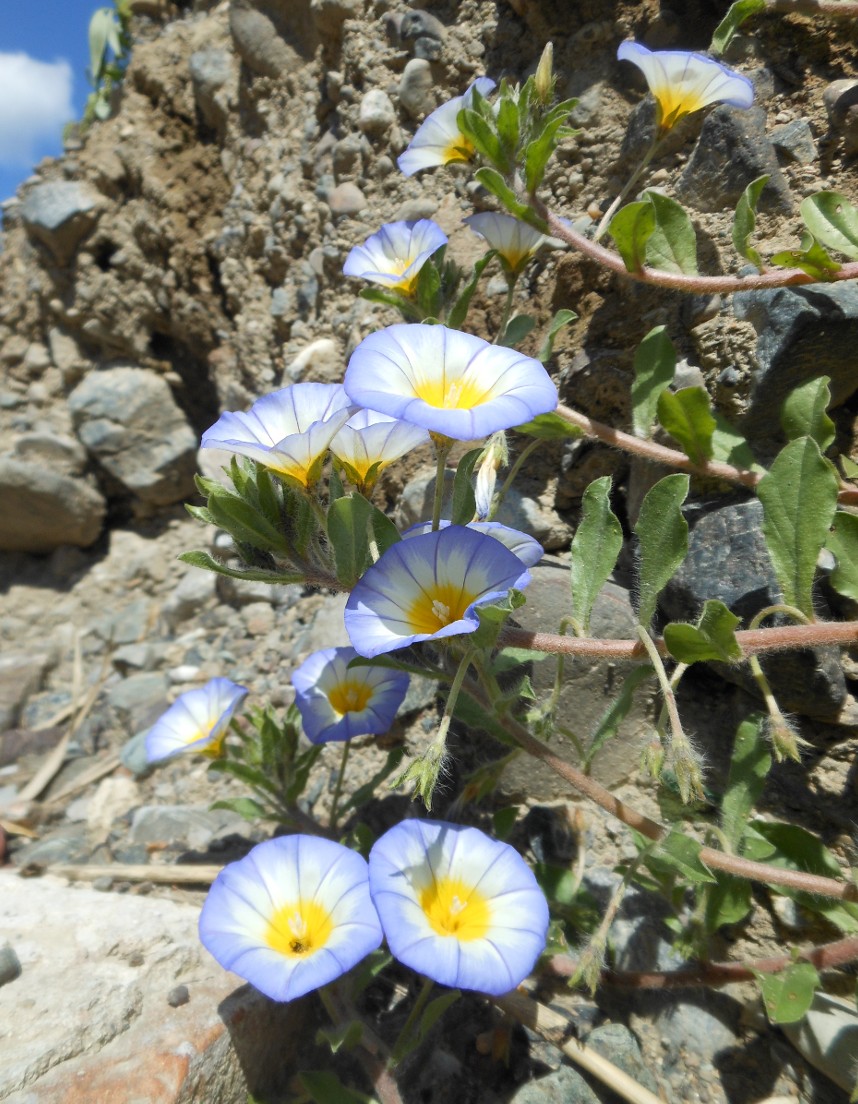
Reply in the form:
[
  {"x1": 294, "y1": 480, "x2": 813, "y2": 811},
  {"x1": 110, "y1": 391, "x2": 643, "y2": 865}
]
[{"x1": 47, "y1": 862, "x2": 224, "y2": 885}]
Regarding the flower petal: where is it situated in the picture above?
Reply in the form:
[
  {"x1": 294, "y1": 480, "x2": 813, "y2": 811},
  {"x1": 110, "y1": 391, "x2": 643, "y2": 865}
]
[
  {"x1": 343, "y1": 220, "x2": 448, "y2": 291},
  {"x1": 398, "y1": 78, "x2": 496, "y2": 176},
  {"x1": 145, "y1": 678, "x2": 248, "y2": 763}
]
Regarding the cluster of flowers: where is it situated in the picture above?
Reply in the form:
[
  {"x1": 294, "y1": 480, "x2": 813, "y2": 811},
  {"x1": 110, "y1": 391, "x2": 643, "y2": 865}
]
[{"x1": 143, "y1": 38, "x2": 756, "y2": 1006}]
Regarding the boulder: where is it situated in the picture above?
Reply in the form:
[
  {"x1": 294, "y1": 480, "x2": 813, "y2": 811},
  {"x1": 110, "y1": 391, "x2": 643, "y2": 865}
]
[
  {"x1": 68, "y1": 367, "x2": 197, "y2": 509},
  {"x1": 0, "y1": 457, "x2": 106, "y2": 552}
]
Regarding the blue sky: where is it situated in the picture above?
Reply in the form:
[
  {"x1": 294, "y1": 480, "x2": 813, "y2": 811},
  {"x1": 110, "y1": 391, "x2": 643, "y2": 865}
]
[{"x1": 0, "y1": 1, "x2": 98, "y2": 201}]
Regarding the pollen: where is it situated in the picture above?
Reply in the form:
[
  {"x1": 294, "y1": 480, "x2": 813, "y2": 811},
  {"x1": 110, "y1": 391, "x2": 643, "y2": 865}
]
[
  {"x1": 420, "y1": 876, "x2": 491, "y2": 940},
  {"x1": 265, "y1": 898, "x2": 334, "y2": 958}
]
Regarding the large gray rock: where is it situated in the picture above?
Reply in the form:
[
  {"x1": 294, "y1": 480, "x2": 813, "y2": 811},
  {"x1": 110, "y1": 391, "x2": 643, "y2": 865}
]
[
  {"x1": 68, "y1": 367, "x2": 197, "y2": 508},
  {"x1": 0, "y1": 457, "x2": 106, "y2": 552},
  {"x1": 661, "y1": 499, "x2": 849, "y2": 721},
  {"x1": 676, "y1": 106, "x2": 791, "y2": 214},
  {"x1": 20, "y1": 182, "x2": 102, "y2": 265},
  {"x1": 502, "y1": 561, "x2": 656, "y2": 797},
  {"x1": 0, "y1": 872, "x2": 309, "y2": 1103},
  {"x1": 733, "y1": 281, "x2": 858, "y2": 453}
]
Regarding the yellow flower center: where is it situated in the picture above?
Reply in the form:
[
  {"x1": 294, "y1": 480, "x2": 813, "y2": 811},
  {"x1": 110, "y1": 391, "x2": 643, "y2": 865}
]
[
  {"x1": 265, "y1": 899, "x2": 334, "y2": 958},
  {"x1": 413, "y1": 373, "x2": 492, "y2": 410},
  {"x1": 654, "y1": 86, "x2": 706, "y2": 130},
  {"x1": 442, "y1": 133, "x2": 475, "y2": 165},
  {"x1": 406, "y1": 582, "x2": 476, "y2": 635},
  {"x1": 327, "y1": 679, "x2": 373, "y2": 716},
  {"x1": 264, "y1": 459, "x2": 312, "y2": 487},
  {"x1": 420, "y1": 876, "x2": 491, "y2": 940}
]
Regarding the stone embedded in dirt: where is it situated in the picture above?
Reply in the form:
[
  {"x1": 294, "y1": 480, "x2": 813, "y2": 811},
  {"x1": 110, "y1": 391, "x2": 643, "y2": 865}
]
[
  {"x1": 0, "y1": 943, "x2": 21, "y2": 988},
  {"x1": 823, "y1": 78, "x2": 858, "y2": 134},
  {"x1": 733, "y1": 281, "x2": 858, "y2": 454},
  {"x1": 12, "y1": 432, "x2": 87, "y2": 476},
  {"x1": 0, "y1": 872, "x2": 309, "y2": 1103},
  {"x1": 129, "y1": 804, "x2": 248, "y2": 850},
  {"x1": 508, "y1": 1064, "x2": 600, "y2": 1104},
  {"x1": 229, "y1": 1, "x2": 297, "y2": 78},
  {"x1": 0, "y1": 653, "x2": 53, "y2": 734},
  {"x1": 660, "y1": 499, "x2": 849, "y2": 722},
  {"x1": 502, "y1": 566, "x2": 655, "y2": 798},
  {"x1": 107, "y1": 671, "x2": 170, "y2": 730},
  {"x1": 162, "y1": 567, "x2": 218, "y2": 628},
  {"x1": 327, "y1": 182, "x2": 367, "y2": 217},
  {"x1": 68, "y1": 366, "x2": 197, "y2": 509},
  {"x1": 676, "y1": 106, "x2": 792, "y2": 214},
  {"x1": 0, "y1": 458, "x2": 106, "y2": 553},
  {"x1": 770, "y1": 118, "x2": 817, "y2": 164},
  {"x1": 189, "y1": 48, "x2": 234, "y2": 133},
  {"x1": 358, "y1": 89, "x2": 396, "y2": 137},
  {"x1": 399, "y1": 58, "x2": 435, "y2": 119},
  {"x1": 310, "y1": 0, "x2": 363, "y2": 37},
  {"x1": 20, "y1": 181, "x2": 102, "y2": 265}
]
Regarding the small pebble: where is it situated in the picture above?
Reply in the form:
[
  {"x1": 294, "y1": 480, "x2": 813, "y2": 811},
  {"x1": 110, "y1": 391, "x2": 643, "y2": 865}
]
[
  {"x1": 93, "y1": 875, "x2": 114, "y2": 892},
  {"x1": 168, "y1": 984, "x2": 190, "y2": 1007}
]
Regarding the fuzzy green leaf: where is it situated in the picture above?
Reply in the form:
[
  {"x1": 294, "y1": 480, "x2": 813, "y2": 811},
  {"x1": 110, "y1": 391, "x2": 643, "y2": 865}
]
[
  {"x1": 209, "y1": 796, "x2": 268, "y2": 821},
  {"x1": 663, "y1": 599, "x2": 742, "y2": 665},
  {"x1": 631, "y1": 326, "x2": 676, "y2": 438},
  {"x1": 369, "y1": 506, "x2": 402, "y2": 557},
  {"x1": 644, "y1": 191, "x2": 698, "y2": 275},
  {"x1": 451, "y1": 447, "x2": 482, "y2": 525},
  {"x1": 447, "y1": 252, "x2": 495, "y2": 329},
  {"x1": 609, "y1": 200, "x2": 655, "y2": 273},
  {"x1": 458, "y1": 107, "x2": 505, "y2": 168},
  {"x1": 754, "y1": 963, "x2": 820, "y2": 1025},
  {"x1": 646, "y1": 831, "x2": 716, "y2": 884},
  {"x1": 327, "y1": 493, "x2": 373, "y2": 587},
  {"x1": 826, "y1": 511, "x2": 858, "y2": 601},
  {"x1": 721, "y1": 714, "x2": 770, "y2": 851},
  {"x1": 88, "y1": 7, "x2": 116, "y2": 80},
  {"x1": 473, "y1": 168, "x2": 548, "y2": 231},
  {"x1": 514, "y1": 411, "x2": 584, "y2": 440},
  {"x1": 732, "y1": 174, "x2": 769, "y2": 268},
  {"x1": 758, "y1": 437, "x2": 839, "y2": 615},
  {"x1": 634, "y1": 474, "x2": 690, "y2": 627},
  {"x1": 781, "y1": 376, "x2": 835, "y2": 452},
  {"x1": 584, "y1": 664, "x2": 654, "y2": 770},
  {"x1": 710, "y1": 415, "x2": 764, "y2": 472},
  {"x1": 801, "y1": 190, "x2": 858, "y2": 260},
  {"x1": 206, "y1": 491, "x2": 290, "y2": 555},
  {"x1": 657, "y1": 386, "x2": 716, "y2": 465},
  {"x1": 711, "y1": 0, "x2": 766, "y2": 53},
  {"x1": 178, "y1": 550, "x2": 304, "y2": 586},
  {"x1": 501, "y1": 313, "x2": 537, "y2": 348},
  {"x1": 569, "y1": 475, "x2": 623, "y2": 633},
  {"x1": 538, "y1": 308, "x2": 576, "y2": 363}
]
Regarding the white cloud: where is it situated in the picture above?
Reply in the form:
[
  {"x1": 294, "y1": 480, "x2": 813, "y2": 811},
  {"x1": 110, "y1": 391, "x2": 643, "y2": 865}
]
[{"x1": 0, "y1": 52, "x2": 74, "y2": 168}]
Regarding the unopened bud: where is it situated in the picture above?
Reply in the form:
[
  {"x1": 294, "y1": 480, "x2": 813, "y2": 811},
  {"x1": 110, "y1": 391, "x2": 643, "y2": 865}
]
[
  {"x1": 535, "y1": 42, "x2": 555, "y2": 105},
  {"x1": 767, "y1": 717, "x2": 807, "y2": 763},
  {"x1": 474, "y1": 431, "x2": 508, "y2": 520}
]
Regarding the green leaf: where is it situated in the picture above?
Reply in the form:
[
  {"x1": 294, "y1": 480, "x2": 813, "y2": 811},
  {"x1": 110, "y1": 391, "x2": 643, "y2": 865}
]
[
  {"x1": 646, "y1": 830, "x2": 716, "y2": 884},
  {"x1": 415, "y1": 990, "x2": 461, "y2": 1048},
  {"x1": 342, "y1": 747, "x2": 406, "y2": 814},
  {"x1": 298, "y1": 1071, "x2": 376, "y2": 1104},
  {"x1": 758, "y1": 437, "x2": 839, "y2": 615},
  {"x1": 569, "y1": 475, "x2": 623, "y2": 633},
  {"x1": 416, "y1": 258, "x2": 442, "y2": 318},
  {"x1": 514, "y1": 411, "x2": 584, "y2": 440},
  {"x1": 771, "y1": 232, "x2": 841, "y2": 280},
  {"x1": 450, "y1": 447, "x2": 481, "y2": 525},
  {"x1": 446, "y1": 251, "x2": 495, "y2": 329},
  {"x1": 459, "y1": 106, "x2": 505, "y2": 169},
  {"x1": 359, "y1": 285, "x2": 421, "y2": 320},
  {"x1": 732, "y1": 174, "x2": 769, "y2": 268},
  {"x1": 634, "y1": 473, "x2": 690, "y2": 627},
  {"x1": 753, "y1": 963, "x2": 820, "y2": 1024},
  {"x1": 631, "y1": 326, "x2": 676, "y2": 438},
  {"x1": 584, "y1": 664, "x2": 654, "y2": 770},
  {"x1": 711, "y1": 0, "x2": 766, "y2": 54},
  {"x1": 644, "y1": 191, "x2": 698, "y2": 275},
  {"x1": 207, "y1": 489, "x2": 290, "y2": 555},
  {"x1": 327, "y1": 493, "x2": 373, "y2": 587},
  {"x1": 178, "y1": 550, "x2": 304, "y2": 586},
  {"x1": 316, "y1": 1020, "x2": 364, "y2": 1055},
  {"x1": 781, "y1": 376, "x2": 835, "y2": 452},
  {"x1": 801, "y1": 190, "x2": 858, "y2": 260},
  {"x1": 609, "y1": 200, "x2": 655, "y2": 273},
  {"x1": 473, "y1": 168, "x2": 548, "y2": 231},
  {"x1": 663, "y1": 599, "x2": 743, "y2": 665},
  {"x1": 710, "y1": 414, "x2": 763, "y2": 473},
  {"x1": 492, "y1": 805, "x2": 520, "y2": 840},
  {"x1": 496, "y1": 94, "x2": 520, "y2": 155},
  {"x1": 657, "y1": 386, "x2": 716, "y2": 465},
  {"x1": 501, "y1": 313, "x2": 537, "y2": 348},
  {"x1": 209, "y1": 796, "x2": 268, "y2": 821},
  {"x1": 705, "y1": 874, "x2": 753, "y2": 930},
  {"x1": 538, "y1": 308, "x2": 576, "y2": 363},
  {"x1": 720, "y1": 714, "x2": 770, "y2": 851},
  {"x1": 88, "y1": 8, "x2": 116, "y2": 81},
  {"x1": 827, "y1": 511, "x2": 858, "y2": 601},
  {"x1": 208, "y1": 758, "x2": 278, "y2": 794},
  {"x1": 533, "y1": 861, "x2": 582, "y2": 907},
  {"x1": 185, "y1": 504, "x2": 215, "y2": 525}
]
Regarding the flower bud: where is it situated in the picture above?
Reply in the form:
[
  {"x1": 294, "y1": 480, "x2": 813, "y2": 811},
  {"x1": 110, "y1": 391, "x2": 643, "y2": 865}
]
[{"x1": 535, "y1": 42, "x2": 555, "y2": 105}]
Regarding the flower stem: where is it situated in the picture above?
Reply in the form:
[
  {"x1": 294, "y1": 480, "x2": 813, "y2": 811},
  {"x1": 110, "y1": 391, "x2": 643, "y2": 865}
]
[
  {"x1": 593, "y1": 135, "x2": 659, "y2": 243},
  {"x1": 429, "y1": 435, "x2": 453, "y2": 531},
  {"x1": 390, "y1": 975, "x2": 435, "y2": 1066},
  {"x1": 493, "y1": 278, "x2": 518, "y2": 344},
  {"x1": 491, "y1": 438, "x2": 541, "y2": 520},
  {"x1": 328, "y1": 740, "x2": 351, "y2": 832}
]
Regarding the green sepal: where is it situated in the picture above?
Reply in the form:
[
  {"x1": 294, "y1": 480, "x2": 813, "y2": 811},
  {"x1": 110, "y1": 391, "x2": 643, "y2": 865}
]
[{"x1": 451, "y1": 447, "x2": 481, "y2": 525}]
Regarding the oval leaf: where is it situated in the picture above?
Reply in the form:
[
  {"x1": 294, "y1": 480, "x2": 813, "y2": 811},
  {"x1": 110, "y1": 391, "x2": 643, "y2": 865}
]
[
  {"x1": 801, "y1": 191, "x2": 858, "y2": 260},
  {"x1": 569, "y1": 475, "x2": 623, "y2": 633},
  {"x1": 634, "y1": 474, "x2": 690, "y2": 628}
]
